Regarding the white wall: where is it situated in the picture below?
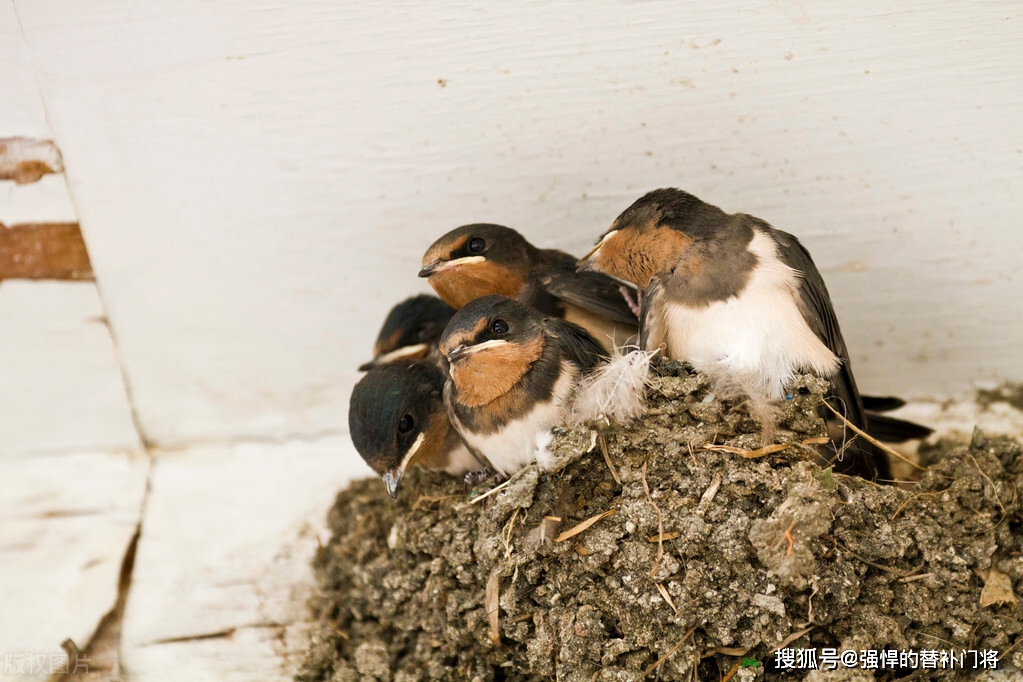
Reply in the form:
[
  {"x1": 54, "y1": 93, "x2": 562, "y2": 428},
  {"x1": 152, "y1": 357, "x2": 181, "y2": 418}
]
[{"x1": 11, "y1": 0, "x2": 1023, "y2": 449}]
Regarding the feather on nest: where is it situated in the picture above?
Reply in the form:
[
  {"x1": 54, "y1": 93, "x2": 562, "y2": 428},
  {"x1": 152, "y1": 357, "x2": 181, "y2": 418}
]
[{"x1": 568, "y1": 346, "x2": 656, "y2": 427}]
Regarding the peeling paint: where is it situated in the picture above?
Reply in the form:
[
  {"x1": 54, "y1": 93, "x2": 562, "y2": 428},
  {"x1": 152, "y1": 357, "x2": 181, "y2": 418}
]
[
  {"x1": 0, "y1": 222, "x2": 93, "y2": 280},
  {"x1": 0, "y1": 137, "x2": 64, "y2": 184}
]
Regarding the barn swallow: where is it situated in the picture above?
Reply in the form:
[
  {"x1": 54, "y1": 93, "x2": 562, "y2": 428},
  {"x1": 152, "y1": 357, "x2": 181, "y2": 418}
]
[
  {"x1": 348, "y1": 359, "x2": 484, "y2": 499},
  {"x1": 419, "y1": 224, "x2": 638, "y2": 352},
  {"x1": 359, "y1": 295, "x2": 456, "y2": 371},
  {"x1": 579, "y1": 188, "x2": 916, "y2": 481},
  {"x1": 438, "y1": 295, "x2": 607, "y2": 476}
]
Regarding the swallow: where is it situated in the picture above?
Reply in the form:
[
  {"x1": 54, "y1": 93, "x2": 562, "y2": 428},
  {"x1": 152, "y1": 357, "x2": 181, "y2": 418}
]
[
  {"x1": 419, "y1": 224, "x2": 639, "y2": 352},
  {"x1": 438, "y1": 295, "x2": 607, "y2": 476},
  {"x1": 348, "y1": 359, "x2": 484, "y2": 499},
  {"x1": 359, "y1": 294, "x2": 456, "y2": 371},
  {"x1": 579, "y1": 187, "x2": 909, "y2": 481}
]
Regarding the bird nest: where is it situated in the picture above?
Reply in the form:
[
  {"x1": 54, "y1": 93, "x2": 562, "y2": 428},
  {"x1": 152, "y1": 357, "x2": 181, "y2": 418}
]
[{"x1": 297, "y1": 364, "x2": 1023, "y2": 681}]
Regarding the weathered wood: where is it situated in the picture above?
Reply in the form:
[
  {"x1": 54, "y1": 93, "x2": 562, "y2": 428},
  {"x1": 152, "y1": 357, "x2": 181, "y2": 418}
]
[
  {"x1": 0, "y1": 281, "x2": 139, "y2": 457},
  {"x1": 11, "y1": 0, "x2": 1021, "y2": 446},
  {"x1": 0, "y1": 138, "x2": 64, "y2": 184},
  {"x1": 119, "y1": 438, "x2": 362, "y2": 682},
  {"x1": 0, "y1": 451, "x2": 148, "y2": 681},
  {"x1": 0, "y1": 222, "x2": 93, "y2": 281}
]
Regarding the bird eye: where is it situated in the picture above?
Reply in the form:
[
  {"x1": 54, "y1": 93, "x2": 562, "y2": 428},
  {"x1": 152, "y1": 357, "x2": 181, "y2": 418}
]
[
  {"x1": 468, "y1": 237, "x2": 486, "y2": 254},
  {"x1": 398, "y1": 414, "x2": 415, "y2": 434},
  {"x1": 490, "y1": 319, "x2": 508, "y2": 334}
]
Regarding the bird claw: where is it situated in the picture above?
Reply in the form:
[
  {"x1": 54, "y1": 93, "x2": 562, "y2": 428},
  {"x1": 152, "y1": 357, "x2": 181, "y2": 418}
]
[
  {"x1": 619, "y1": 285, "x2": 642, "y2": 319},
  {"x1": 464, "y1": 468, "x2": 505, "y2": 494}
]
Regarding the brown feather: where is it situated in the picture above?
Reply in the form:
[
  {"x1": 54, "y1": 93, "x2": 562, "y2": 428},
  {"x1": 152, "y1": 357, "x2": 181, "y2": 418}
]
[{"x1": 449, "y1": 336, "x2": 544, "y2": 407}]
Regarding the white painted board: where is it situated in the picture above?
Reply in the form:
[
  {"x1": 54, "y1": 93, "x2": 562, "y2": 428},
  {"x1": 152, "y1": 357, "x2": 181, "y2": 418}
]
[
  {"x1": 0, "y1": 281, "x2": 140, "y2": 458},
  {"x1": 119, "y1": 437, "x2": 360, "y2": 682},
  {"x1": 0, "y1": 451, "x2": 148, "y2": 682},
  {"x1": 11, "y1": 0, "x2": 1022, "y2": 447}
]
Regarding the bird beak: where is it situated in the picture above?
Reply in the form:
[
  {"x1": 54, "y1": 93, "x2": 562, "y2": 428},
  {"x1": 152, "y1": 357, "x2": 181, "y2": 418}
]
[
  {"x1": 381, "y1": 431, "x2": 427, "y2": 501},
  {"x1": 446, "y1": 339, "x2": 507, "y2": 363},
  {"x1": 419, "y1": 256, "x2": 486, "y2": 278},
  {"x1": 577, "y1": 231, "x2": 616, "y2": 271},
  {"x1": 577, "y1": 244, "x2": 601, "y2": 269},
  {"x1": 418, "y1": 262, "x2": 441, "y2": 278},
  {"x1": 382, "y1": 469, "x2": 402, "y2": 501},
  {"x1": 359, "y1": 343, "x2": 430, "y2": 370},
  {"x1": 446, "y1": 344, "x2": 470, "y2": 363}
]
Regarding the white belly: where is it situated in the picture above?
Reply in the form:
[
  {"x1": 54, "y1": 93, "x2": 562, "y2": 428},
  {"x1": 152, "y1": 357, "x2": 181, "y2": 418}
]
[
  {"x1": 442, "y1": 443, "x2": 481, "y2": 475},
  {"x1": 663, "y1": 232, "x2": 839, "y2": 402},
  {"x1": 460, "y1": 362, "x2": 578, "y2": 476}
]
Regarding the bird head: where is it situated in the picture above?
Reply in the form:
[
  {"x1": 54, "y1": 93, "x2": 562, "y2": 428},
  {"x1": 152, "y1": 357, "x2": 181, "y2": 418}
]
[
  {"x1": 348, "y1": 360, "x2": 452, "y2": 500},
  {"x1": 359, "y1": 295, "x2": 455, "y2": 370},
  {"x1": 438, "y1": 295, "x2": 546, "y2": 407},
  {"x1": 419, "y1": 224, "x2": 535, "y2": 308},
  {"x1": 578, "y1": 188, "x2": 716, "y2": 289}
]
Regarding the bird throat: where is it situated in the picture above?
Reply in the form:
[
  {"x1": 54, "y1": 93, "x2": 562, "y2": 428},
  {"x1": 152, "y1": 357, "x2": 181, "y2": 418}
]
[
  {"x1": 594, "y1": 227, "x2": 694, "y2": 290},
  {"x1": 428, "y1": 261, "x2": 526, "y2": 308},
  {"x1": 450, "y1": 336, "x2": 544, "y2": 407}
]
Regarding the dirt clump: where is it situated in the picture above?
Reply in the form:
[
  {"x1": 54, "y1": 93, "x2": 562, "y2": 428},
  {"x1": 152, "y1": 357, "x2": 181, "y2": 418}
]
[{"x1": 297, "y1": 363, "x2": 1023, "y2": 681}]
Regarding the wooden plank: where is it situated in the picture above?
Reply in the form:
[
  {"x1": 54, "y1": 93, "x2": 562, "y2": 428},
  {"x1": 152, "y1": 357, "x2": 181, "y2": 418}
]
[
  {"x1": 120, "y1": 437, "x2": 362, "y2": 682},
  {"x1": 0, "y1": 281, "x2": 139, "y2": 457},
  {"x1": 0, "y1": 451, "x2": 148, "y2": 681},
  {"x1": 11, "y1": 0, "x2": 1023, "y2": 448}
]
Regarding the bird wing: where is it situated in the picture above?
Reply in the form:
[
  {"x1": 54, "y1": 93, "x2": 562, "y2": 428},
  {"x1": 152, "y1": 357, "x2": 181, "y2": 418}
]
[
  {"x1": 536, "y1": 248, "x2": 639, "y2": 325},
  {"x1": 442, "y1": 381, "x2": 494, "y2": 470},
  {"x1": 543, "y1": 318, "x2": 608, "y2": 372},
  {"x1": 541, "y1": 270, "x2": 640, "y2": 325},
  {"x1": 639, "y1": 277, "x2": 668, "y2": 354},
  {"x1": 766, "y1": 222, "x2": 891, "y2": 481},
  {"x1": 767, "y1": 225, "x2": 849, "y2": 362}
]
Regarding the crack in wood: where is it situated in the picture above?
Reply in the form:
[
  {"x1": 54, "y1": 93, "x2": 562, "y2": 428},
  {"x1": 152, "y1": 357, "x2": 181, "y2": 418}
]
[
  {"x1": 143, "y1": 622, "x2": 289, "y2": 647},
  {"x1": 53, "y1": 526, "x2": 140, "y2": 682}
]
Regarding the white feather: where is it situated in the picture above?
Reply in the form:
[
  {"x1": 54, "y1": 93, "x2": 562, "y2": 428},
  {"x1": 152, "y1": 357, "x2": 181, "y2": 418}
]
[
  {"x1": 568, "y1": 346, "x2": 654, "y2": 426},
  {"x1": 533, "y1": 430, "x2": 558, "y2": 471}
]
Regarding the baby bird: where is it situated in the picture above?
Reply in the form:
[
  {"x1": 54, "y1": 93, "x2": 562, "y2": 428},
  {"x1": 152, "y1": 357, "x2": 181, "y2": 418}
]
[
  {"x1": 579, "y1": 188, "x2": 891, "y2": 480},
  {"x1": 419, "y1": 224, "x2": 638, "y2": 352},
  {"x1": 349, "y1": 359, "x2": 484, "y2": 499},
  {"x1": 359, "y1": 294, "x2": 456, "y2": 371},
  {"x1": 439, "y1": 295, "x2": 606, "y2": 476}
]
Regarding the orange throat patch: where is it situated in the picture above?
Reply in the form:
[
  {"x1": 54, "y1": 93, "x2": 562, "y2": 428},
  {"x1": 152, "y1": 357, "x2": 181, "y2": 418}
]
[
  {"x1": 427, "y1": 261, "x2": 525, "y2": 308},
  {"x1": 591, "y1": 226, "x2": 693, "y2": 289},
  {"x1": 408, "y1": 410, "x2": 453, "y2": 471},
  {"x1": 449, "y1": 336, "x2": 544, "y2": 407}
]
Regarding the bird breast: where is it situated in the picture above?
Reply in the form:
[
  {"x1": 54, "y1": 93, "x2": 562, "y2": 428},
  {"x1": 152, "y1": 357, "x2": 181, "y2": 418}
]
[
  {"x1": 660, "y1": 230, "x2": 839, "y2": 401},
  {"x1": 455, "y1": 361, "x2": 578, "y2": 476}
]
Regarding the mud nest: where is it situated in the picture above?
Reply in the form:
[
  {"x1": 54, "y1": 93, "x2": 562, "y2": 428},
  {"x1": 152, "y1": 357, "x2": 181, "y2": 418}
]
[{"x1": 298, "y1": 363, "x2": 1023, "y2": 681}]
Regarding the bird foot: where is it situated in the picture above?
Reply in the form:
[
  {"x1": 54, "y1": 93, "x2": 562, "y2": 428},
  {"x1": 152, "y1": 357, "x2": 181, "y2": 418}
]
[
  {"x1": 464, "y1": 468, "x2": 505, "y2": 494},
  {"x1": 619, "y1": 285, "x2": 642, "y2": 319}
]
